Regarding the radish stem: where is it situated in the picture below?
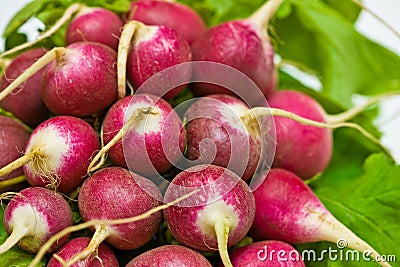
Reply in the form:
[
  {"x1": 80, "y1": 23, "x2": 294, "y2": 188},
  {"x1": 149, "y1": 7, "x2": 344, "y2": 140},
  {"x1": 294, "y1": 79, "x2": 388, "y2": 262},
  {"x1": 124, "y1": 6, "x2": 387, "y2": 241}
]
[
  {"x1": 0, "y1": 175, "x2": 26, "y2": 189},
  {"x1": 0, "y1": 221, "x2": 30, "y2": 254},
  {"x1": 0, "y1": 47, "x2": 68, "y2": 102},
  {"x1": 87, "y1": 107, "x2": 158, "y2": 173},
  {"x1": 117, "y1": 21, "x2": 143, "y2": 98},
  {"x1": 0, "y1": 4, "x2": 83, "y2": 58},
  {"x1": 29, "y1": 188, "x2": 199, "y2": 267},
  {"x1": 0, "y1": 148, "x2": 42, "y2": 179},
  {"x1": 248, "y1": 0, "x2": 285, "y2": 30},
  {"x1": 215, "y1": 217, "x2": 233, "y2": 267},
  {"x1": 64, "y1": 225, "x2": 111, "y2": 266}
]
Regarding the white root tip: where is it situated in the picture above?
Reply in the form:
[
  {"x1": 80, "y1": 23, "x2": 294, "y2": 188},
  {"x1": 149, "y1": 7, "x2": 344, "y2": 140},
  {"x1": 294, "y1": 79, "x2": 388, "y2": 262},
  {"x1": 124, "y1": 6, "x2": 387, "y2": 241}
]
[
  {"x1": 214, "y1": 217, "x2": 233, "y2": 267},
  {"x1": 248, "y1": 0, "x2": 285, "y2": 29},
  {"x1": 0, "y1": 226, "x2": 30, "y2": 254}
]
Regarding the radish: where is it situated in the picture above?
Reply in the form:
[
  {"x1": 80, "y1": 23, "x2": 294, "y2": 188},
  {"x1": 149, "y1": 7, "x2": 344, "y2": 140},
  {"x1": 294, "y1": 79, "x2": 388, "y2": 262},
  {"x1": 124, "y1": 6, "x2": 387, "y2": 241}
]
[
  {"x1": 249, "y1": 168, "x2": 391, "y2": 267},
  {"x1": 164, "y1": 164, "x2": 255, "y2": 267},
  {"x1": 126, "y1": 245, "x2": 212, "y2": 267},
  {"x1": 191, "y1": 0, "x2": 284, "y2": 97},
  {"x1": 91, "y1": 94, "x2": 186, "y2": 177},
  {"x1": 221, "y1": 240, "x2": 305, "y2": 267},
  {"x1": 126, "y1": 0, "x2": 206, "y2": 44},
  {"x1": 184, "y1": 94, "x2": 268, "y2": 181},
  {"x1": 116, "y1": 20, "x2": 192, "y2": 99},
  {"x1": 66, "y1": 7, "x2": 124, "y2": 50},
  {"x1": 0, "y1": 48, "x2": 50, "y2": 126},
  {"x1": 0, "y1": 187, "x2": 73, "y2": 254},
  {"x1": 47, "y1": 237, "x2": 119, "y2": 267},
  {"x1": 0, "y1": 42, "x2": 118, "y2": 117},
  {"x1": 0, "y1": 115, "x2": 100, "y2": 193},
  {"x1": 68, "y1": 166, "x2": 162, "y2": 265},
  {"x1": 0, "y1": 116, "x2": 29, "y2": 182},
  {"x1": 268, "y1": 90, "x2": 333, "y2": 179}
]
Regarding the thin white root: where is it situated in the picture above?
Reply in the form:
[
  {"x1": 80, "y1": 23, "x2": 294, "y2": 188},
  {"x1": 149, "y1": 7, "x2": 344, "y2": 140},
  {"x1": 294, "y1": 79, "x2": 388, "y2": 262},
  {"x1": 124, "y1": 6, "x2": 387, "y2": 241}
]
[
  {"x1": 248, "y1": 0, "x2": 285, "y2": 29},
  {"x1": 215, "y1": 217, "x2": 233, "y2": 267},
  {"x1": 320, "y1": 215, "x2": 392, "y2": 267},
  {"x1": 0, "y1": 148, "x2": 42, "y2": 179},
  {"x1": 65, "y1": 225, "x2": 111, "y2": 266},
  {"x1": 350, "y1": 0, "x2": 400, "y2": 41},
  {"x1": 28, "y1": 188, "x2": 200, "y2": 267},
  {"x1": 0, "y1": 4, "x2": 83, "y2": 58},
  {"x1": 87, "y1": 107, "x2": 157, "y2": 173},
  {"x1": 117, "y1": 20, "x2": 143, "y2": 98},
  {"x1": 325, "y1": 92, "x2": 400, "y2": 124},
  {"x1": 0, "y1": 47, "x2": 68, "y2": 102},
  {"x1": 0, "y1": 223, "x2": 30, "y2": 254},
  {"x1": 246, "y1": 107, "x2": 393, "y2": 157}
]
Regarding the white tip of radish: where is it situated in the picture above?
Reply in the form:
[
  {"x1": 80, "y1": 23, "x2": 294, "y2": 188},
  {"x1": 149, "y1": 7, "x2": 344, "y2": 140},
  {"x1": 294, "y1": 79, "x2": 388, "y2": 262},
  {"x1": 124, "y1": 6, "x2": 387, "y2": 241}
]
[
  {"x1": 133, "y1": 25, "x2": 159, "y2": 45},
  {"x1": 0, "y1": 205, "x2": 47, "y2": 254},
  {"x1": 25, "y1": 125, "x2": 69, "y2": 174},
  {"x1": 197, "y1": 200, "x2": 239, "y2": 238},
  {"x1": 125, "y1": 102, "x2": 163, "y2": 135}
]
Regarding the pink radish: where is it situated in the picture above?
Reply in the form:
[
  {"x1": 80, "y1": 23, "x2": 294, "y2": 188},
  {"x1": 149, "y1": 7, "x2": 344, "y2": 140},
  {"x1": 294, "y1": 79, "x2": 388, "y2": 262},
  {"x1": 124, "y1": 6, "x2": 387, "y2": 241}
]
[
  {"x1": 70, "y1": 167, "x2": 162, "y2": 265},
  {"x1": 42, "y1": 42, "x2": 118, "y2": 116},
  {"x1": 184, "y1": 94, "x2": 266, "y2": 181},
  {"x1": 47, "y1": 237, "x2": 119, "y2": 267},
  {"x1": 164, "y1": 164, "x2": 255, "y2": 267},
  {"x1": 66, "y1": 7, "x2": 124, "y2": 50},
  {"x1": 0, "y1": 187, "x2": 73, "y2": 254},
  {"x1": 249, "y1": 168, "x2": 391, "y2": 267},
  {"x1": 116, "y1": 21, "x2": 192, "y2": 99},
  {"x1": 191, "y1": 0, "x2": 284, "y2": 97},
  {"x1": 0, "y1": 48, "x2": 50, "y2": 126},
  {"x1": 268, "y1": 90, "x2": 333, "y2": 179},
  {"x1": 126, "y1": 0, "x2": 206, "y2": 44},
  {"x1": 126, "y1": 245, "x2": 212, "y2": 267},
  {"x1": 96, "y1": 94, "x2": 186, "y2": 176},
  {"x1": 0, "y1": 116, "x2": 100, "y2": 193},
  {"x1": 0, "y1": 116, "x2": 29, "y2": 182},
  {"x1": 221, "y1": 240, "x2": 305, "y2": 267}
]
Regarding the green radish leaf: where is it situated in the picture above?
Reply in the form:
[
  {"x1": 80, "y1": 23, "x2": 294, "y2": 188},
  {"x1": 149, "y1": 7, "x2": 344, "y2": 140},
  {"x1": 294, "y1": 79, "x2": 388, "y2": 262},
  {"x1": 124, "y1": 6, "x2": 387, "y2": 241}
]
[
  {"x1": 4, "y1": 32, "x2": 27, "y2": 51},
  {"x1": 0, "y1": 205, "x2": 46, "y2": 267},
  {"x1": 303, "y1": 152, "x2": 400, "y2": 266},
  {"x1": 322, "y1": 0, "x2": 361, "y2": 23},
  {"x1": 273, "y1": 0, "x2": 400, "y2": 108}
]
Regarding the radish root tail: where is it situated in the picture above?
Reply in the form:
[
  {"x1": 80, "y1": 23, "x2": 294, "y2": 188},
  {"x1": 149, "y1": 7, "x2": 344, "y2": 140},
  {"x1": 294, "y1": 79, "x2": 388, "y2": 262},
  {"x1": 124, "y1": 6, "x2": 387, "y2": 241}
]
[
  {"x1": 248, "y1": 0, "x2": 285, "y2": 30},
  {"x1": 215, "y1": 217, "x2": 233, "y2": 267}
]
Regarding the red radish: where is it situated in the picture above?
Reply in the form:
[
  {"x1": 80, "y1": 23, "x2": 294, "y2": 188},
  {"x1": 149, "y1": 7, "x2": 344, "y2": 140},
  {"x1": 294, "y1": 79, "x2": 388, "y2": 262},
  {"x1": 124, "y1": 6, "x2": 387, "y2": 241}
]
[
  {"x1": 117, "y1": 21, "x2": 192, "y2": 99},
  {"x1": 47, "y1": 237, "x2": 119, "y2": 267},
  {"x1": 222, "y1": 240, "x2": 305, "y2": 267},
  {"x1": 66, "y1": 7, "x2": 124, "y2": 50},
  {"x1": 0, "y1": 116, "x2": 100, "y2": 193},
  {"x1": 0, "y1": 187, "x2": 73, "y2": 254},
  {"x1": 126, "y1": 0, "x2": 206, "y2": 44},
  {"x1": 164, "y1": 164, "x2": 255, "y2": 267},
  {"x1": 126, "y1": 245, "x2": 212, "y2": 267},
  {"x1": 0, "y1": 48, "x2": 50, "y2": 126},
  {"x1": 250, "y1": 168, "x2": 391, "y2": 267},
  {"x1": 98, "y1": 94, "x2": 186, "y2": 176},
  {"x1": 42, "y1": 42, "x2": 118, "y2": 116},
  {"x1": 191, "y1": 0, "x2": 284, "y2": 97},
  {"x1": 268, "y1": 90, "x2": 333, "y2": 179},
  {"x1": 0, "y1": 116, "x2": 29, "y2": 181},
  {"x1": 70, "y1": 167, "x2": 162, "y2": 265},
  {"x1": 184, "y1": 94, "x2": 265, "y2": 181}
]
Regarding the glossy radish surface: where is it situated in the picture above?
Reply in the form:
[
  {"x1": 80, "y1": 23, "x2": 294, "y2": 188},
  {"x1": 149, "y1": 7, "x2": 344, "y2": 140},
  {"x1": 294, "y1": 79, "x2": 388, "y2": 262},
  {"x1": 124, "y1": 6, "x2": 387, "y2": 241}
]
[
  {"x1": 126, "y1": 245, "x2": 212, "y2": 267},
  {"x1": 126, "y1": 0, "x2": 206, "y2": 44},
  {"x1": 48, "y1": 237, "x2": 119, "y2": 267},
  {"x1": 0, "y1": 187, "x2": 73, "y2": 254},
  {"x1": 66, "y1": 7, "x2": 124, "y2": 50},
  {"x1": 23, "y1": 115, "x2": 100, "y2": 193},
  {"x1": 0, "y1": 48, "x2": 49, "y2": 126},
  {"x1": 268, "y1": 90, "x2": 333, "y2": 179},
  {"x1": 102, "y1": 94, "x2": 186, "y2": 176},
  {"x1": 42, "y1": 42, "x2": 118, "y2": 117},
  {"x1": 164, "y1": 164, "x2": 255, "y2": 267}
]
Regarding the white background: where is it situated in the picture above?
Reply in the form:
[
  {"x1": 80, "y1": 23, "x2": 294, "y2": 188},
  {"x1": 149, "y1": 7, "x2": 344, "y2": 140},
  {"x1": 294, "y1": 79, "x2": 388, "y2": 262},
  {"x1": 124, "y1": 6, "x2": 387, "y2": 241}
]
[{"x1": 0, "y1": 0, "x2": 399, "y2": 162}]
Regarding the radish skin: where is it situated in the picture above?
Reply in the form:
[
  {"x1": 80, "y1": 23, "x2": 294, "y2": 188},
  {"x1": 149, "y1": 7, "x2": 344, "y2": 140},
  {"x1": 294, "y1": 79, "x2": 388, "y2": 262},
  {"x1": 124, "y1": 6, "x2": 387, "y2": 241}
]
[{"x1": 250, "y1": 168, "x2": 392, "y2": 267}]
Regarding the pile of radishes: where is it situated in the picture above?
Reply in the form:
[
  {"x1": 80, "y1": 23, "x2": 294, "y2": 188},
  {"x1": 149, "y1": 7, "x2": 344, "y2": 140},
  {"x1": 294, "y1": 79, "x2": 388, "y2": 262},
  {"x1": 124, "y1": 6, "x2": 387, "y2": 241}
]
[{"x1": 0, "y1": 0, "x2": 396, "y2": 266}]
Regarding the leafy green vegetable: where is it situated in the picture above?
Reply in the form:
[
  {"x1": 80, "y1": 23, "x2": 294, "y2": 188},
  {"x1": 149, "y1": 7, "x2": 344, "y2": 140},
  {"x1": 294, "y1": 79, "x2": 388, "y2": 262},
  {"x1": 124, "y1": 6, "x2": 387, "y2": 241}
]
[{"x1": 0, "y1": 205, "x2": 46, "y2": 267}]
